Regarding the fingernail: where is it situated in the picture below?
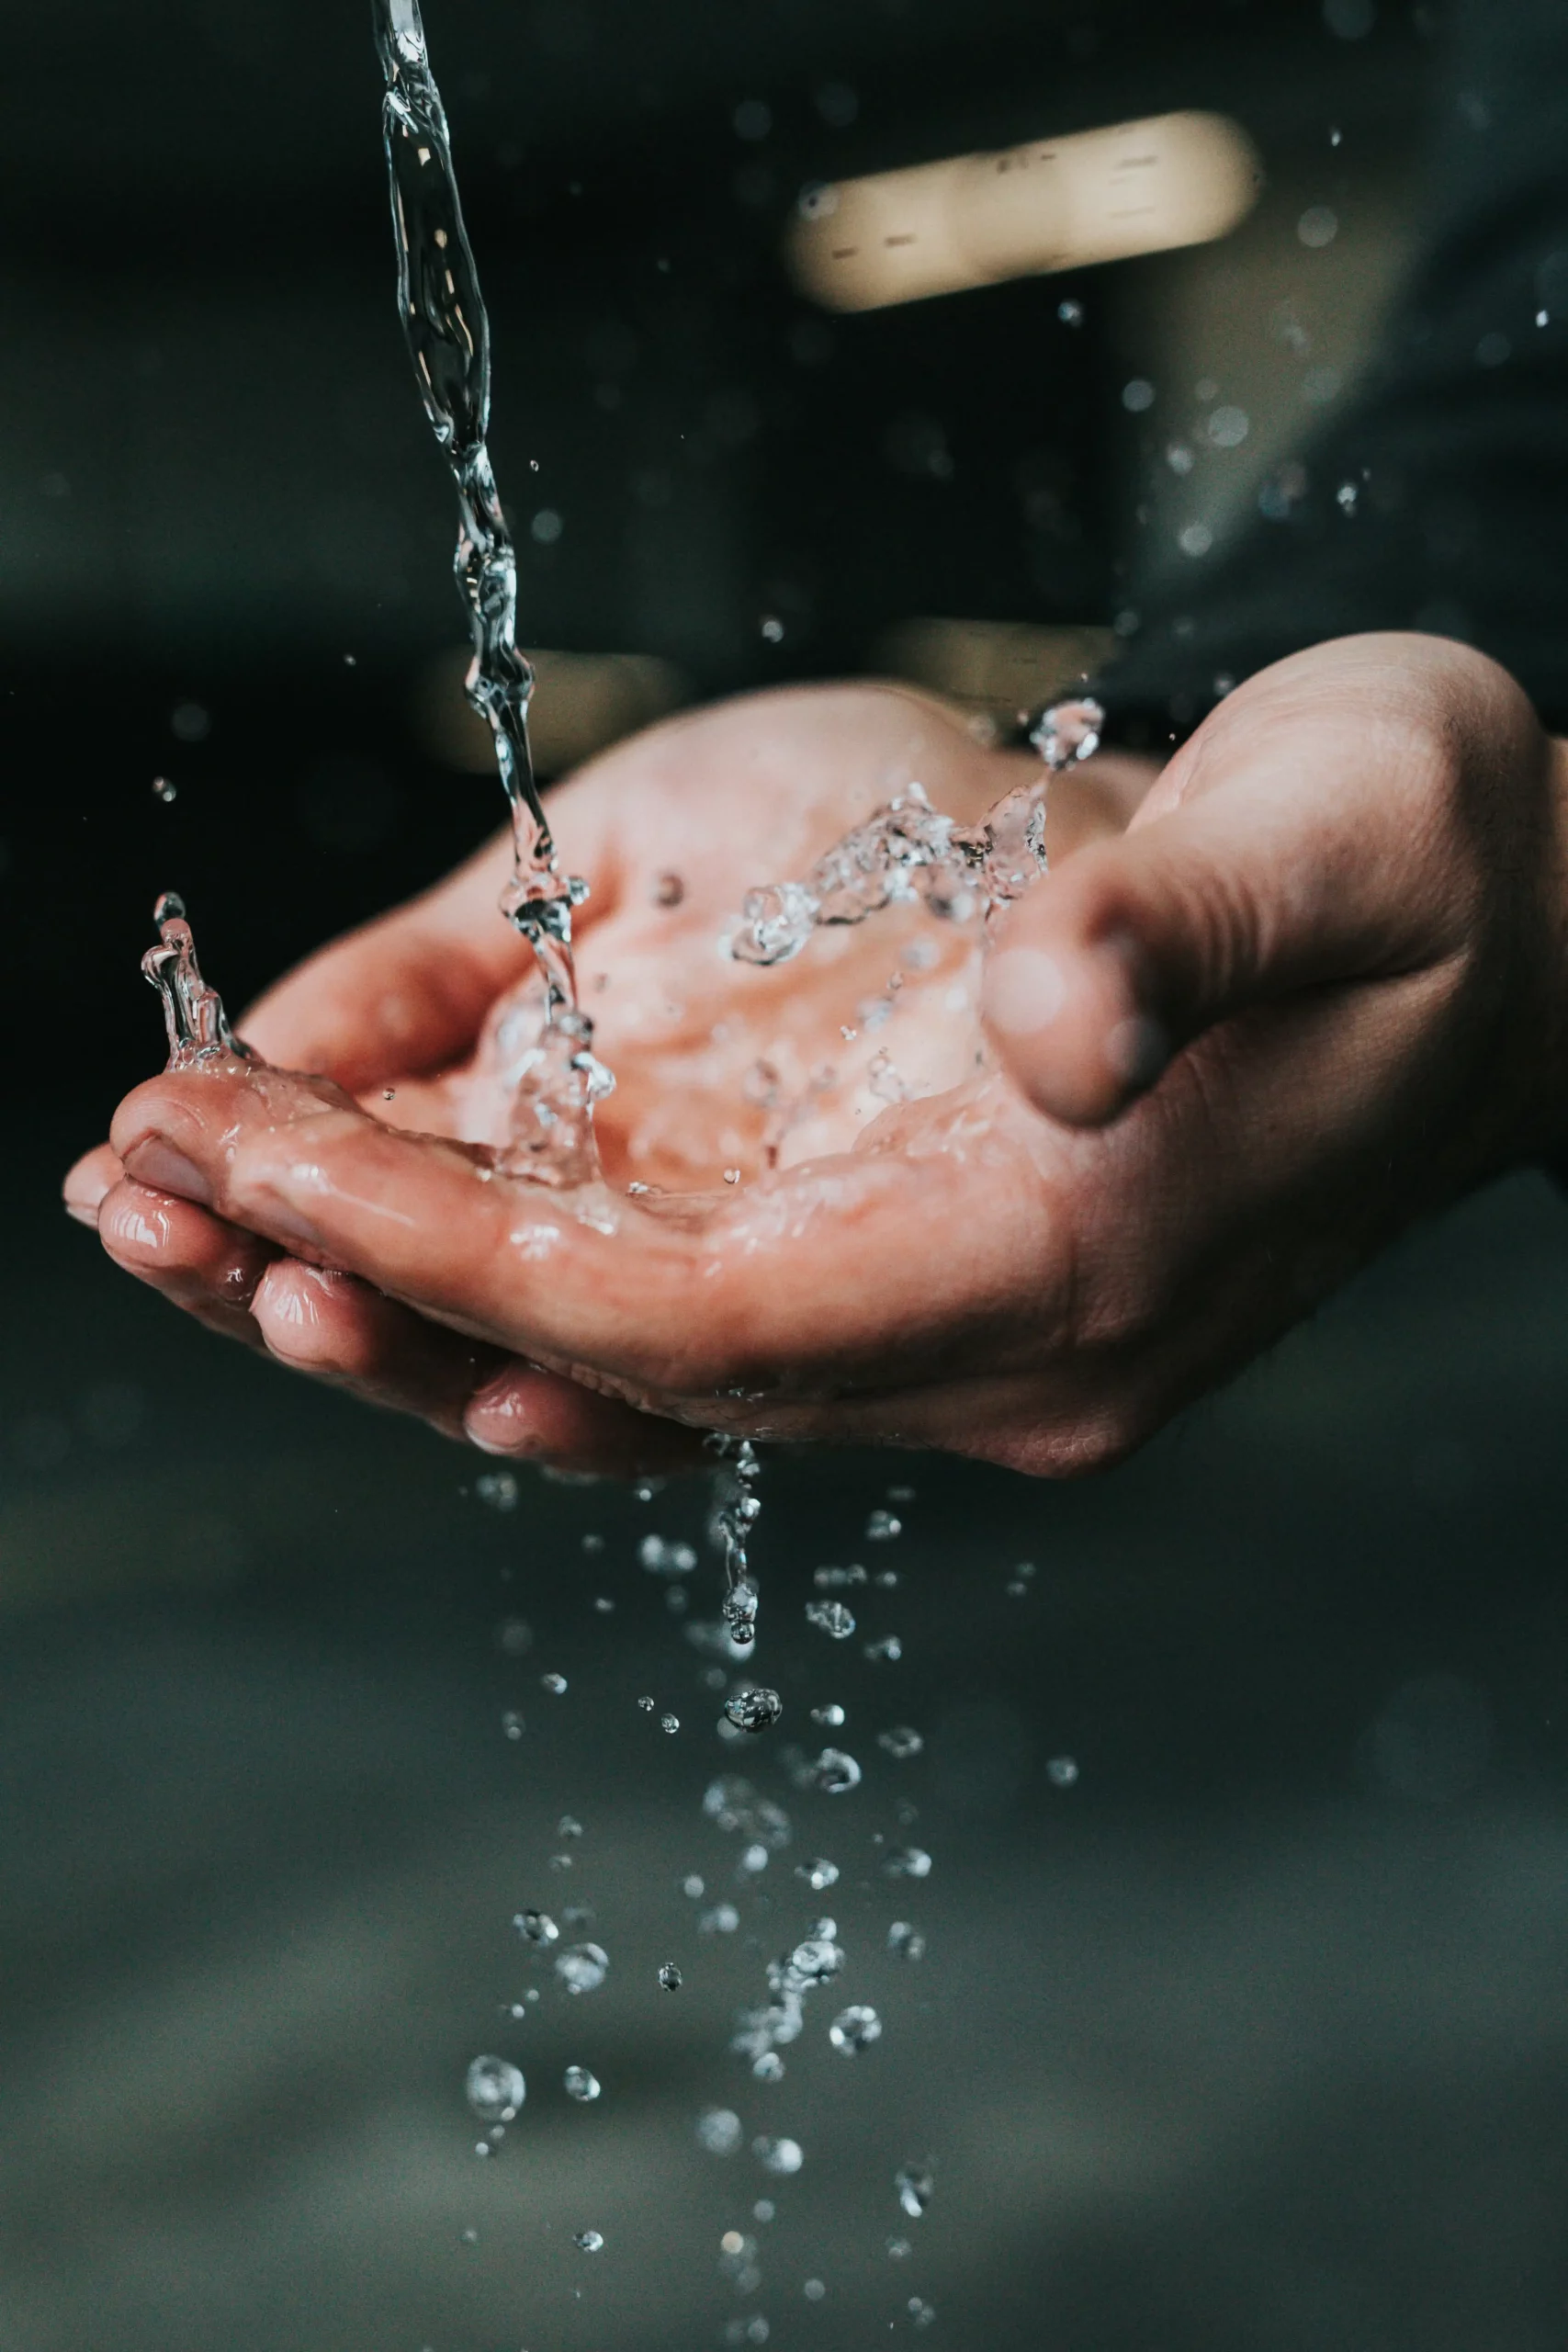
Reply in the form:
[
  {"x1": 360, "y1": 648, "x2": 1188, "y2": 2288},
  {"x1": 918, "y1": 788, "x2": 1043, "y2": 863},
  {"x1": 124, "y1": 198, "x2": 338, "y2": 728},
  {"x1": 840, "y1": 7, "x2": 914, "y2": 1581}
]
[
  {"x1": 1105, "y1": 1013, "x2": 1169, "y2": 1091},
  {"x1": 985, "y1": 947, "x2": 1068, "y2": 1036},
  {"x1": 64, "y1": 1200, "x2": 101, "y2": 1230},
  {"x1": 123, "y1": 1139, "x2": 213, "y2": 1206}
]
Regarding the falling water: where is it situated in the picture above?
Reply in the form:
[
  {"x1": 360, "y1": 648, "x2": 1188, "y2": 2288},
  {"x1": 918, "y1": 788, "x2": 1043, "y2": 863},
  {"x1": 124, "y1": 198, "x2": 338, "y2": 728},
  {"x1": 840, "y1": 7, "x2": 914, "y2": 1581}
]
[{"x1": 373, "y1": 0, "x2": 611, "y2": 1186}]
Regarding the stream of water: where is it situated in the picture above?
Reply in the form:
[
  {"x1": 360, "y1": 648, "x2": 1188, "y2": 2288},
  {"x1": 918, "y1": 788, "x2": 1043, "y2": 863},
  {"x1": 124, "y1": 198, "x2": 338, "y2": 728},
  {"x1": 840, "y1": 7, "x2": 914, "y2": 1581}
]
[{"x1": 374, "y1": 0, "x2": 611, "y2": 1187}]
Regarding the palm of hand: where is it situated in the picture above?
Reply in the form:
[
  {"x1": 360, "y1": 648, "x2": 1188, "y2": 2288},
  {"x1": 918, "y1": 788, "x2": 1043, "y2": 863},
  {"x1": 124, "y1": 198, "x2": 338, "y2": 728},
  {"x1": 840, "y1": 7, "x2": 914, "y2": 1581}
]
[{"x1": 338, "y1": 684, "x2": 1054, "y2": 1193}]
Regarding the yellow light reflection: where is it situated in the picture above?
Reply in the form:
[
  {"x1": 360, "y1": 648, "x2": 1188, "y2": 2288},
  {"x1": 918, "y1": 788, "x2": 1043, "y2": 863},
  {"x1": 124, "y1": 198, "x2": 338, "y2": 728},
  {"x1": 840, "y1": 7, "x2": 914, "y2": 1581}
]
[{"x1": 786, "y1": 112, "x2": 1261, "y2": 312}]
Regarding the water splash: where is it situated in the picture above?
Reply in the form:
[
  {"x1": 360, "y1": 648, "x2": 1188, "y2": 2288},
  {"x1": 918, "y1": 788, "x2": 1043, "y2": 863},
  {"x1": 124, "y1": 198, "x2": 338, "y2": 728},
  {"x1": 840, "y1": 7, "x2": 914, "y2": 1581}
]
[
  {"x1": 372, "y1": 0, "x2": 611, "y2": 1186},
  {"x1": 141, "y1": 894, "x2": 253, "y2": 1069},
  {"x1": 729, "y1": 697, "x2": 1104, "y2": 968}
]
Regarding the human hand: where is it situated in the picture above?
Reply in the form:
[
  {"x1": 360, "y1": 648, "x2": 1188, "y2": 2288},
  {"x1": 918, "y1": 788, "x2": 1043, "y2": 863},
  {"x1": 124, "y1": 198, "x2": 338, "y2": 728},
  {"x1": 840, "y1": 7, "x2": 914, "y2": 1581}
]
[
  {"x1": 68, "y1": 683, "x2": 1142, "y2": 1470},
  {"x1": 74, "y1": 638, "x2": 1568, "y2": 1476}
]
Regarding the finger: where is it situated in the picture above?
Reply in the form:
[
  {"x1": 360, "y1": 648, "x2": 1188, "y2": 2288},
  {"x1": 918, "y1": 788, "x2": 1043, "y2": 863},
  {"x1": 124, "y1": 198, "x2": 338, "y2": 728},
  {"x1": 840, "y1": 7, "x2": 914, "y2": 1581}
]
[
  {"x1": 96, "y1": 1177, "x2": 277, "y2": 1350},
  {"x1": 64, "y1": 1143, "x2": 122, "y2": 1229},
  {"x1": 464, "y1": 1361, "x2": 708, "y2": 1475},
  {"x1": 983, "y1": 633, "x2": 1547, "y2": 1125},
  {"x1": 109, "y1": 1067, "x2": 1054, "y2": 1402},
  {"x1": 250, "y1": 1260, "x2": 501, "y2": 1440}
]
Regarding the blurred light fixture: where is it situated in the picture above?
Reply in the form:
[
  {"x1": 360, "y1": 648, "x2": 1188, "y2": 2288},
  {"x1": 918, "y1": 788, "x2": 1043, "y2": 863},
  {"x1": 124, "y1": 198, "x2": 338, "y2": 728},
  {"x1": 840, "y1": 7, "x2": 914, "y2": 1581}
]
[
  {"x1": 786, "y1": 112, "x2": 1261, "y2": 312},
  {"x1": 415, "y1": 647, "x2": 689, "y2": 779}
]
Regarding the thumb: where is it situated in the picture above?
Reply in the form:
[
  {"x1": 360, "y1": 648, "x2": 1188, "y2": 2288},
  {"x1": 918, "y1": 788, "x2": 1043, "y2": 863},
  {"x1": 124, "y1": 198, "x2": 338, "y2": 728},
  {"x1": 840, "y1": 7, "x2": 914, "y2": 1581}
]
[{"x1": 980, "y1": 640, "x2": 1531, "y2": 1125}]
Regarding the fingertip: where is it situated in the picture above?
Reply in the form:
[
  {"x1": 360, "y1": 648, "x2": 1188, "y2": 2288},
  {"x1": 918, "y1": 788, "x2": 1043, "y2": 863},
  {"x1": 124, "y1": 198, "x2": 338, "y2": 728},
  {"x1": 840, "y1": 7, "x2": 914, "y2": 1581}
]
[
  {"x1": 465, "y1": 1363, "x2": 703, "y2": 1477},
  {"x1": 984, "y1": 934, "x2": 1167, "y2": 1125},
  {"x1": 63, "y1": 1143, "x2": 121, "y2": 1228}
]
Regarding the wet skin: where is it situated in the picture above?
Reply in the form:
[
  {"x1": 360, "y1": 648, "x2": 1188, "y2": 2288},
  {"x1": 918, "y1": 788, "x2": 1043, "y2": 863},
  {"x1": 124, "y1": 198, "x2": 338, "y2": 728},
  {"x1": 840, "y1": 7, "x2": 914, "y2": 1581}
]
[{"x1": 67, "y1": 639, "x2": 1568, "y2": 1476}]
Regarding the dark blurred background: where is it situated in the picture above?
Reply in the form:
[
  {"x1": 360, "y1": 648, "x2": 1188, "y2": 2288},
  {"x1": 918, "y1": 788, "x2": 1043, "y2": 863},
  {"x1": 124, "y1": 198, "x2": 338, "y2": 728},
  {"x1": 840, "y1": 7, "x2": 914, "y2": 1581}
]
[{"x1": 7, "y1": 4, "x2": 1568, "y2": 2348}]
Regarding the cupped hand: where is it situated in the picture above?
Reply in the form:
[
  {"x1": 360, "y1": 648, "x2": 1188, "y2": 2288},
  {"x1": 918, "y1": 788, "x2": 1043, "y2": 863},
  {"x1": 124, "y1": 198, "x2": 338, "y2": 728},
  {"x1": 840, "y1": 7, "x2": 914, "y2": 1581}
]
[
  {"x1": 71, "y1": 640, "x2": 1568, "y2": 1476},
  {"x1": 69, "y1": 683, "x2": 1140, "y2": 1470}
]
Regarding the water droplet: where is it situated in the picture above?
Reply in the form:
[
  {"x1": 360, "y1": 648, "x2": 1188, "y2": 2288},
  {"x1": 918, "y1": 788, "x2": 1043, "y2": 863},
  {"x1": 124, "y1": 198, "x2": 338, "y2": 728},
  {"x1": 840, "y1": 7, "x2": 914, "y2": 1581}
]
[
  {"x1": 1056, "y1": 296, "x2": 1084, "y2": 325},
  {"x1": 563, "y1": 2064, "x2": 601, "y2": 2101},
  {"x1": 171, "y1": 699, "x2": 209, "y2": 742},
  {"x1": 810, "y1": 1703, "x2": 846, "y2": 1727},
  {"x1": 698, "y1": 2106, "x2": 744, "y2": 2154},
  {"x1": 574, "y1": 2228, "x2": 604, "y2": 2253},
  {"x1": 1122, "y1": 377, "x2": 1156, "y2": 413},
  {"x1": 558, "y1": 1814, "x2": 583, "y2": 1839},
  {"x1": 724, "y1": 1686, "x2": 784, "y2": 1733},
  {"x1": 1206, "y1": 403, "x2": 1249, "y2": 447},
  {"x1": 887, "y1": 1920, "x2": 926, "y2": 1960},
  {"x1": 476, "y1": 1470, "x2": 519, "y2": 1510},
  {"x1": 1337, "y1": 480, "x2": 1359, "y2": 514},
  {"x1": 863, "y1": 1635, "x2": 902, "y2": 1663},
  {"x1": 637, "y1": 1694, "x2": 657, "y2": 1713},
  {"x1": 804, "y1": 2277, "x2": 827, "y2": 2301},
  {"x1": 502, "y1": 1710, "x2": 525, "y2": 1741},
  {"x1": 752, "y1": 2050, "x2": 784, "y2": 2080},
  {"x1": 883, "y1": 1846, "x2": 932, "y2": 1879},
  {"x1": 1029, "y1": 695, "x2": 1106, "y2": 770},
  {"x1": 699, "y1": 1901, "x2": 740, "y2": 1934},
  {"x1": 723, "y1": 1575, "x2": 761, "y2": 1648},
  {"x1": 465, "y1": 2054, "x2": 525, "y2": 2122},
  {"x1": 806, "y1": 1600, "x2": 856, "y2": 1639},
  {"x1": 805, "y1": 1747, "x2": 862, "y2": 1794},
  {"x1": 1297, "y1": 203, "x2": 1338, "y2": 248},
  {"x1": 796, "y1": 1857, "x2": 840, "y2": 1891},
  {"x1": 864, "y1": 1509, "x2": 901, "y2": 1541},
  {"x1": 152, "y1": 775, "x2": 177, "y2": 803},
  {"x1": 639, "y1": 1532, "x2": 698, "y2": 1575},
  {"x1": 753, "y1": 2134, "x2": 805, "y2": 2175},
  {"x1": 787, "y1": 1935, "x2": 843, "y2": 1985},
  {"x1": 1047, "y1": 1755, "x2": 1080, "y2": 1787},
  {"x1": 555, "y1": 1941, "x2": 610, "y2": 1994},
  {"x1": 896, "y1": 2160, "x2": 934, "y2": 2218},
  {"x1": 886, "y1": 2234, "x2": 912, "y2": 2259},
  {"x1": 815, "y1": 1563, "x2": 868, "y2": 1589},
  {"x1": 908, "y1": 2296, "x2": 937, "y2": 2328},
  {"x1": 499, "y1": 1617, "x2": 534, "y2": 1655},
  {"x1": 513, "y1": 1908, "x2": 559, "y2": 1944},
  {"x1": 878, "y1": 1726, "x2": 924, "y2": 1761},
  {"x1": 829, "y1": 2004, "x2": 882, "y2": 2054},
  {"x1": 661, "y1": 1712, "x2": 681, "y2": 1734},
  {"x1": 541, "y1": 1672, "x2": 568, "y2": 1694},
  {"x1": 761, "y1": 615, "x2": 784, "y2": 642},
  {"x1": 659, "y1": 1962, "x2": 684, "y2": 1991},
  {"x1": 683, "y1": 1873, "x2": 705, "y2": 1898}
]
